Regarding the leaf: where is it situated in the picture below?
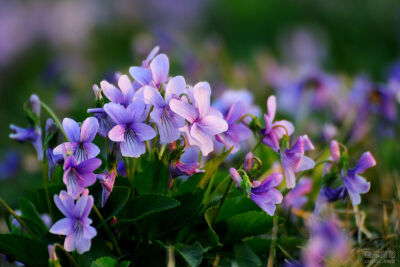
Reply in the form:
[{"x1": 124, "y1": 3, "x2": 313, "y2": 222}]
[
  {"x1": 233, "y1": 243, "x2": 262, "y2": 267},
  {"x1": 175, "y1": 242, "x2": 203, "y2": 267},
  {"x1": 198, "y1": 148, "x2": 232, "y2": 188},
  {"x1": 102, "y1": 186, "x2": 130, "y2": 222},
  {"x1": 122, "y1": 194, "x2": 180, "y2": 221},
  {"x1": 90, "y1": 256, "x2": 117, "y2": 267},
  {"x1": 133, "y1": 155, "x2": 169, "y2": 195},
  {"x1": 0, "y1": 234, "x2": 48, "y2": 266},
  {"x1": 203, "y1": 206, "x2": 220, "y2": 246},
  {"x1": 213, "y1": 196, "x2": 260, "y2": 223},
  {"x1": 119, "y1": 261, "x2": 131, "y2": 267},
  {"x1": 18, "y1": 197, "x2": 48, "y2": 237}
]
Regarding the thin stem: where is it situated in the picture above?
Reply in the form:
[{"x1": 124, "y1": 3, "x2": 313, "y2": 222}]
[
  {"x1": 92, "y1": 204, "x2": 121, "y2": 256},
  {"x1": 236, "y1": 114, "x2": 259, "y2": 124},
  {"x1": 267, "y1": 215, "x2": 278, "y2": 267},
  {"x1": 211, "y1": 179, "x2": 232, "y2": 225},
  {"x1": 0, "y1": 198, "x2": 40, "y2": 241},
  {"x1": 40, "y1": 101, "x2": 69, "y2": 141},
  {"x1": 42, "y1": 153, "x2": 54, "y2": 221},
  {"x1": 53, "y1": 243, "x2": 79, "y2": 267}
]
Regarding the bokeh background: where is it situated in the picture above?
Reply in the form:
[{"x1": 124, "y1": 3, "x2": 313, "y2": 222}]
[{"x1": 1, "y1": 0, "x2": 400, "y2": 256}]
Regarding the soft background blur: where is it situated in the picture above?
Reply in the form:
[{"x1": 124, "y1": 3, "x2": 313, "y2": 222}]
[{"x1": 1, "y1": 0, "x2": 399, "y2": 239}]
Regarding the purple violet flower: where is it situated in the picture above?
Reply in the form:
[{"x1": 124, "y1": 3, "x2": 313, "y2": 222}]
[
  {"x1": 104, "y1": 99, "x2": 156, "y2": 157},
  {"x1": 100, "y1": 74, "x2": 135, "y2": 107},
  {"x1": 169, "y1": 82, "x2": 228, "y2": 156},
  {"x1": 62, "y1": 156, "x2": 101, "y2": 199},
  {"x1": 46, "y1": 148, "x2": 63, "y2": 179},
  {"x1": 170, "y1": 146, "x2": 204, "y2": 178},
  {"x1": 261, "y1": 95, "x2": 294, "y2": 151},
  {"x1": 284, "y1": 177, "x2": 312, "y2": 210},
  {"x1": 97, "y1": 170, "x2": 116, "y2": 208},
  {"x1": 87, "y1": 108, "x2": 116, "y2": 138},
  {"x1": 9, "y1": 125, "x2": 43, "y2": 160},
  {"x1": 215, "y1": 101, "x2": 252, "y2": 153},
  {"x1": 53, "y1": 117, "x2": 100, "y2": 163},
  {"x1": 129, "y1": 53, "x2": 169, "y2": 88},
  {"x1": 49, "y1": 191, "x2": 96, "y2": 254},
  {"x1": 144, "y1": 76, "x2": 186, "y2": 144},
  {"x1": 281, "y1": 135, "x2": 315, "y2": 189}
]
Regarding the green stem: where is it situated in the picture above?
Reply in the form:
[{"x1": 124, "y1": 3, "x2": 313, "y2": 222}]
[
  {"x1": 267, "y1": 215, "x2": 278, "y2": 267},
  {"x1": 42, "y1": 153, "x2": 54, "y2": 221},
  {"x1": 92, "y1": 205, "x2": 121, "y2": 256},
  {"x1": 210, "y1": 179, "x2": 232, "y2": 225},
  {"x1": 0, "y1": 198, "x2": 41, "y2": 242},
  {"x1": 53, "y1": 243, "x2": 79, "y2": 267},
  {"x1": 40, "y1": 101, "x2": 69, "y2": 141}
]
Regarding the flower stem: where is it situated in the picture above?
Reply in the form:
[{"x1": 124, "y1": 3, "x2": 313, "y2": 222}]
[
  {"x1": 42, "y1": 153, "x2": 54, "y2": 221},
  {"x1": 53, "y1": 243, "x2": 79, "y2": 267},
  {"x1": 92, "y1": 204, "x2": 121, "y2": 256},
  {"x1": 40, "y1": 101, "x2": 69, "y2": 141},
  {"x1": 0, "y1": 198, "x2": 41, "y2": 242},
  {"x1": 267, "y1": 215, "x2": 278, "y2": 267}
]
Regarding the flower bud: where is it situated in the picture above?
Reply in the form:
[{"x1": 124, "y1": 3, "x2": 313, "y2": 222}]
[
  {"x1": 93, "y1": 84, "x2": 102, "y2": 101},
  {"x1": 30, "y1": 94, "x2": 41, "y2": 117},
  {"x1": 243, "y1": 152, "x2": 254, "y2": 172},
  {"x1": 330, "y1": 140, "x2": 341, "y2": 163},
  {"x1": 46, "y1": 118, "x2": 57, "y2": 134},
  {"x1": 229, "y1": 167, "x2": 242, "y2": 187}
]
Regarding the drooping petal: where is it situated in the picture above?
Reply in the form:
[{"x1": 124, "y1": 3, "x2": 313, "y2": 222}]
[
  {"x1": 79, "y1": 117, "x2": 99, "y2": 143},
  {"x1": 190, "y1": 123, "x2": 214, "y2": 155},
  {"x1": 131, "y1": 123, "x2": 156, "y2": 141},
  {"x1": 104, "y1": 103, "x2": 129, "y2": 124},
  {"x1": 63, "y1": 235, "x2": 75, "y2": 252},
  {"x1": 252, "y1": 173, "x2": 283, "y2": 193},
  {"x1": 301, "y1": 135, "x2": 315, "y2": 151},
  {"x1": 63, "y1": 169, "x2": 84, "y2": 199},
  {"x1": 351, "y1": 152, "x2": 376, "y2": 174},
  {"x1": 50, "y1": 218, "x2": 73, "y2": 235},
  {"x1": 120, "y1": 130, "x2": 146, "y2": 157},
  {"x1": 180, "y1": 146, "x2": 200, "y2": 164},
  {"x1": 144, "y1": 86, "x2": 165, "y2": 108},
  {"x1": 193, "y1": 82, "x2": 211, "y2": 118},
  {"x1": 170, "y1": 99, "x2": 198, "y2": 123},
  {"x1": 100, "y1": 80, "x2": 124, "y2": 104},
  {"x1": 63, "y1": 118, "x2": 80, "y2": 143},
  {"x1": 108, "y1": 125, "x2": 126, "y2": 142},
  {"x1": 129, "y1": 66, "x2": 152, "y2": 86},
  {"x1": 267, "y1": 95, "x2": 277, "y2": 121},
  {"x1": 150, "y1": 53, "x2": 169, "y2": 85},
  {"x1": 199, "y1": 115, "x2": 228, "y2": 135},
  {"x1": 227, "y1": 123, "x2": 251, "y2": 141},
  {"x1": 165, "y1": 75, "x2": 186, "y2": 102}
]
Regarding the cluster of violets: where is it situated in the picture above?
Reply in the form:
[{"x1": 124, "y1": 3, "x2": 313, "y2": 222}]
[{"x1": 9, "y1": 46, "x2": 377, "y2": 265}]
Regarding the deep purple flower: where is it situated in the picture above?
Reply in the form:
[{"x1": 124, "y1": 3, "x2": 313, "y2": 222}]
[
  {"x1": 284, "y1": 177, "x2": 312, "y2": 210},
  {"x1": 215, "y1": 101, "x2": 252, "y2": 153},
  {"x1": 281, "y1": 135, "x2": 315, "y2": 188},
  {"x1": 46, "y1": 148, "x2": 64, "y2": 179},
  {"x1": 50, "y1": 191, "x2": 96, "y2": 254},
  {"x1": 170, "y1": 82, "x2": 228, "y2": 155},
  {"x1": 9, "y1": 125, "x2": 43, "y2": 160},
  {"x1": 87, "y1": 108, "x2": 116, "y2": 138},
  {"x1": 144, "y1": 76, "x2": 186, "y2": 144},
  {"x1": 62, "y1": 156, "x2": 101, "y2": 199},
  {"x1": 129, "y1": 53, "x2": 169, "y2": 88},
  {"x1": 324, "y1": 185, "x2": 347, "y2": 202},
  {"x1": 97, "y1": 170, "x2": 116, "y2": 208},
  {"x1": 104, "y1": 99, "x2": 156, "y2": 157},
  {"x1": 261, "y1": 96, "x2": 294, "y2": 151},
  {"x1": 100, "y1": 75, "x2": 135, "y2": 107},
  {"x1": 170, "y1": 146, "x2": 203, "y2": 178},
  {"x1": 54, "y1": 117, "x2": 100, "y2": 163}
]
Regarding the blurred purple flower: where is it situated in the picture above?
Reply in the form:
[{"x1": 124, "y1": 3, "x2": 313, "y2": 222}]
[
  {"x1": 62, "y1": 156, "x2": 101, "y2": 199},
  {"x1": 170, "y1": 146, "x2": 203, "y2": 178},
  {"x1": 0, "y1": 152, "x2": 21, "y2": 180},
  {"x1": 104, "y1": 99, "x2": 156, "y2": 157},
  {"x1": 170, "y1": 82, "x2": 228, "y2": 155},
  {"x1": 54, "y1": 117, "x2": 100, "y2": 163},
  {"x1": 130, "y1": 53, "x2": 169, "y2": 88},
  {"x1": 9, "y1": 125, "x2": 43, "y2": 160},
  {"x1": 243, "y1": 152, "x2": 254, "y2": 172},
  {"x1": 284, "y1": 177, "x2": 312, "y2": 210},
  {"x1": 97, "y1": 170, "x2": 116, "y2": 208},
  {"x1": 144, "y1": 76, "x2": 186, "y2": 144},
  {"x1": 281, "y1": 135, "x2": 315, "y2": 188},
  {"x1": 50, "y1": 191, "x2": 96, "y2": 254},
  {"x1": 261, "y1": 95, "x2": 294, "y2": 151}
]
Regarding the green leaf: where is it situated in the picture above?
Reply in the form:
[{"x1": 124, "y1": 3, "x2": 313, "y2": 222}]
[
  {"x1": 102, "y1": 186, "x2": 130, "y2": 222},
  {"x1": 204, "y1": 206, "x2": 220, "y2": 246},
  {"x1": 90, "y1": 256, "x2": 117, "y2": 267},
  {"x1": 18, "y1": 197, "x2": 48, "y2": 237},
  {"x1": 214, "y1": 196, "x2": 260, "y2": 223},
  {"x1": 198, "y1": 148, "x2": 232, "y2": 188},
  {"x1": 233, "y1": 243, "x2": 262, "y2": 267},
  {"x1": 122, "y1": 194, "x2": 180, "y2": 221},
  {"x1": 119, "y1": 261, "x2": 131, "y2": 267},
  {"x1": 0, "y1": 234, "x2": 48, "y2": 266},
  {"x1": 175, "y1": 242, "x2": 203, "y2": 267},
  {"x1": 133, "y1": 155, "x2": 169, "y2": 195}
]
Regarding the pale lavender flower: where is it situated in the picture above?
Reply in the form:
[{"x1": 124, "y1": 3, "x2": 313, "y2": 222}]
[
  {"x1": 261, "y1": 96, "x2": 294, "y2": 151},
  {"x1": 54, "y1": 117, "x2": 100, "y2": 163},
  {"x1": 97, "y1": 170, "x2": 116, "y2": 208},
  {"x1": 281, "y1": 135, "x2": 315, "y2": 189},
  {"x1": 129, "y1": 53, "x2": 169, "y2": 88},
  {"x1": 170, "y1": 82, "x2": 228, "y2": 155},
  {"x1": 87, "y1": 108, "x2": 116, "y2": 138},
  {"x1": 284, "y1": 177, "x2": 312, "y2": 210},
  {"x1": 100, "y1": 75, "x2": 135, "y2": 107},
  {"x1": 62, "y1": 156, "x2": 101, "y2": 199},
  {"x1": 144, "y1": 76, "x2": 186, "y2": 144},
  {"x1": 50, "y1": 191, "x2": 96, "y2": 254},
  {"x1": 215, "y1": 101, "x2": 252, "y2": 153},
  {"x1": 9, "y1": 125, "x2": 43, "y2": 160},
  {"x1": 104, "y1": 99, "x2": 156, "y2": 157},
  {"x1": 170, "y1": 146, "x2": 203, "y2": 178}
]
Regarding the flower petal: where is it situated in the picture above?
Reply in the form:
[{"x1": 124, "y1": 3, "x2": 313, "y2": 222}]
[
  {"x1": 129, "y1": 66, "x2": 152, "y2": 86},
  {"x1": 75, "y1": 195, "x2": 93, "y2": 218},
  {"x1": 120, "y1": 132, "x2": 146, "y2": 157},
  {"x1": 126, "y1": 99, "x2": 147, "y2": 122},
  {"x1": 63, "y1": 235, "x2": 75, "y2": 252},
  {"x1": 352, "y1": 152, "x2": 376, "y2": 174},
  {"x1": 296, "y1": 156, "x2": 315, "y2": 172},
  {"x1": 50, "y1": 218, "x2": 73, "y2": 235},
  {"x1": 63, "y1": 118, "x2": 80, "y2": 142},
  {"x1": 144, "y1": 86, "x2": 165, "y2": 108},
  {"x1": 104, "y1": 103, "x2": 129, "y2": 124},
  {"x1": 150, "y1": 53, "x2": 169, "y2": 85},
  {"x1": 330, "y1": 140, "x2": 341, "y2": 163},
  {"x1": 151, "y1": 108, "x2": 180, "y2": 144},
  {"x1": 83, "y1": 143, "x2": 100, "y2": 159},
  {"x1": 80, "y1": 117, "x2": 99, "y2": 143},
  {"x1": 170, "y1": 99, "x2": 198, "y2": 123},
  {"x1": 267, "y1": 95, "x2": 277, "y2": 121},
  {"x1": 131, "y1": 123, "x2": 156, "y2": 141},
  {"x1": 190, "y1": 123, "x2": 214, "y2": 155},
  {"x1": 165, "y1": 75, "x2": 186, "y2": 102},
  {"x1": 76, "y1": 238, "x2": 91, "y2": 254},
  {"x1": 118, "y1": 74, "x2": 135, "y2": 103},
  {"x1": 193, "y1": 82, "x2": 211, "y2": 118},
  {"x1": 100, "y1": 80, "x2": 123, "y2": 104},
  {"x1": 199, "y1": 115, "x2": 228, "y2": 135},
  {"x1": 108, "y1": 125, "x2": 126, "y2": 142},
  {"x1": 225, "y1": 101, "x2": 246, "y2": 124}
]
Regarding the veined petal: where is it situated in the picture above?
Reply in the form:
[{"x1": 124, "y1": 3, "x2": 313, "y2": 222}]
[
  {"x1": 190, "y1": 123, "x2": 214, "y2": 155},
  {"x1": 151, "y1": 108, "x2": 180, "y2": 144},
  {"x1": 170, "y1": 99, "x2": 198, "y2": 123},
  {"x1": 150, "y1": 53, "x2": 169, "y2": 85},
  {"x1": 100, "y1": 80, "x2": 123, "y2": 104},
  {"x1": 104, "y1": 103, "x2": 129, "y2": 124},
  {"x1": 126, "y1": 99, "x2": 146, "y2": 122},
  {"x1": 50, "y1": 218, "x2": 73, "y2": 235},
  {"x1": 120, "y1": 130, "x2": 146, "y2": 157},
  {"x1": 80, "y1": 117, "x2": 99, "y2": 143},
  {"x1": 131, "y1": 123, "x2": 156, "y2": 141},
  {"x1": 193, "y1": 82, "x2": 211, "y2": 118},
  {"x1": 129, "y1": 66, "x2": 152, "y2": 86},
  {"x1": 63, "y1": 169, "x2": 84, "y2": 199},
  {"x1": 83, "y1": 143, "x2": 100, "y2": 159},
  {"x1": 199, "y1": 115, "x2": 228, "y2": 135},
  {"x1": 144, "y1": 86, "x2": 165, "y2": 108},
  {"x1": 108, "y1": 125, "x2": 126, "y2": 142},
  {"x1": 54, "y1": 191, "x2": 74, "y2": 217},
  {"x1": 63, "y1": 118, "x2": 80, "y2": 143}
]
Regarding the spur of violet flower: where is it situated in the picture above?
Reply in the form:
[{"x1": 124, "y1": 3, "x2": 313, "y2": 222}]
[
  {"x1": 170, "y1": 82, "x2": 228, "y2": 156},
  {"x1": 170, "y1": 146, "x2": 204, "y2": 178},
  {"x1": 215, "y1": 101, "x2": 252, "y2": 153},
  {"x1": 63, "y1": 156, "x2": 102, "y2": 199},
  {"x1": 97, "y1": 170, "x2": 117, "y2": 207},
  {"x1": 49, "y1": 191, "x2": 96, "y2": 254},
  {"x1": 144, "y1": 76, "x2": 186, "y2": 144},
  {"x1": 54, "y1": 117, "x2": 100, "y2": 163},
  {"x1": 281, "y1": 135, "x2": 315, "y2": 189},
  {"x1": 261, "y1": 95, "x2": 294, "y2": 151},
  {"x1": 230, "y1": 168, "x2": 283, "y2": 215},
  {"x1": 104, "y1": 99, "x2": 156, "y2": 157},
  {"x1": 130, "y1": 53, "x2": 169, "y2": 88}
]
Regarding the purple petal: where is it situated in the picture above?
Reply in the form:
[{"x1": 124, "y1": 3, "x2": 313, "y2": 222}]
[
  {"x1": 63, "y1": 118, "x2": 80, "y2": 142},
  {"x1": 284, "y1": 167, "x2": 296, "y2": 189},
  {"x1": 267, "y1": 95, "x2": 277, "y2": 121},
  {"x1": 120, "y1": 132, "x2": 146, "y2": 157},
  {"x1": 79, "y1": 117, "x2": 99, "y2": 143},
  {"x1": 150, "y1": 53, "x2": 169, "y2": 85},
  {"x1": 228, "y1": 123, "x2": 251, "y2": 141},
  {"x1": 118, "y1": 74, "x2": 135, "y2": 103},
  {"x1": 76, "y1": 237, "x2": 91, "y2": 254},
  {"x1": 108, "y1": 125, "x2": 126, "y2": 142},
  {"x1": 75, "y1": 195, "x2": 93, "y2": 218},
  {"x1": 63, "y1": 235, "x2": 74, "y2": 252},
  {"x1": 300, "y1": 135, "x2": 315, "y2": 151},
  {"x1": 100, "y1": 80, "x2": 123, "y2": 104},
  {"x1": 151, "y1": 108, "x2": 181, "y2": 144},
  {"x1": 63, "y1": 169, "x2": 85, "y2": 199},
  {"x1": 53, "y1": 191, "x2": 74, "y2": 217},
  {"x1": 83, "y1": 143, "x2": 100, "y2": 159},
  {"x1": 143, "y1": 46, "x2": 160, "y2": 67},
  {"x1": 190, "y1": 123, "x2": 214, "y2": 155},
  {"x1": 193, "y1": 82, "x2": 211, "y2": 118},
  {"x1": 144, "y1": 86, "x2": 165, "y2": 108},
  {"x1": 199, "y1": 115, "x2": 228, "y2": 135},
  {"x1": 131, "y1": 123, "x2": 156, "y2": 141},
  {"x1": 252, "y1": 173, "x2": 283, "y2": 193},
  {"x1": 273, "y1": 120, "x2": 295, "y2": 137},
  {"x1": 129, "y1": 66, "x2": 152, "y2": 86},
  {"x1": 169, "y1": 99, "x2": 198, "y2": 123},
  {"x1": 225, "y1": 101, "x2": 246, "y2": 124},
  {"x1": 82, "y1": 223, "x2": 97, "y2": 239},
  {"x1": 49, "y1": 218, "x2": 73, "y2": 235},
  {"x1": 76, "y1": 158, "x2": 102, "y2": 173},
  {"x1": 126, "y1": 99, "x2": 147, "y2": 122},
  {"x1": 351, "y1": 152, "x2": 376, "y2": 174},
  {"x1": 104, "y1": 103, "x2": 129, "y2": 124},
  {"x1": 296, "y1": 156, "x2": 315, "y2": 172},
  {"x1": 165, "y1": 75, "x2": 186, "y2": 102},
  {"x1": 330, "y1": 140, "x2": 341, "y2": 163}
]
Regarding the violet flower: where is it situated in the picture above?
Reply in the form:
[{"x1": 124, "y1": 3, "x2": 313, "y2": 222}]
[
  {"x1": 9, "y1": 125, "x2": 43, "y2": 160},
  {"x1": 100, "y1": 75, "x2": 135, "y2": 107},
  {"x1": 144, "y1": 76, "x2": 186, "y2": 144},
  {"x1": 46, "y1": 148, "x2": 63, "y2": 179},
  {"x1": 215, "y1": 101, "x2": 252, "y2": 153},
  {"x1": 281, "y1": 135, "x2": 315, "y2": 189},
  {"x1": 53, "y1": 117, "x2": 100, "y2": 163},
  {"x1": 284, "y1": 177, "x2": 312, "y2": 210},
  {"x1": 261, "y1": 95, "x2": 294, "y2": 151},
  {"x1": 87, "y1": 108, "x2": 116, "y2": 138},
  {"x1": 170, "y1": 146, "x2": 203, "y2": 178},
  {"x1": 49, "y1": 191, "x2": 96, "y2": 254},
  {"x1": 62, "y1": 156, "x2": 101, "y2": 199},
  {"x1": 104, "y1": 99, "x2": 156, "y2": 157},
  {"x1": 97, "y1": 170, "x2": 116, "y2": 208},
  {"x1": 170, "y1": 82, "x2": 228, "y2": 156},
  {"x1": 129, "y1": 53, "x2": 169, "y2": 88}
]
